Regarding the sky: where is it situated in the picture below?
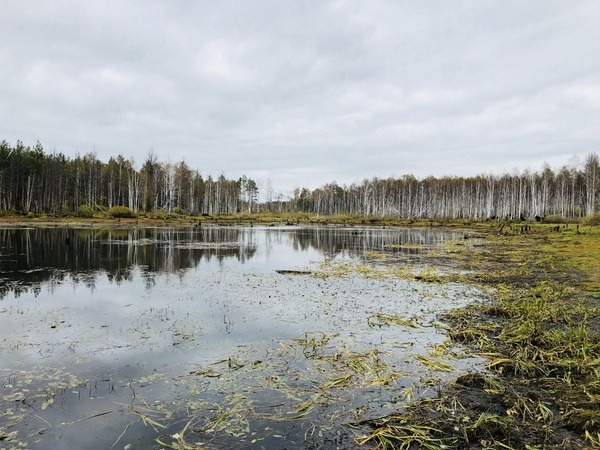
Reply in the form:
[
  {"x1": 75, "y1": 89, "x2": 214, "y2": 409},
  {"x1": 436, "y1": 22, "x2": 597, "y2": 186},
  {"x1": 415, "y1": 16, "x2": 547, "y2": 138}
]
[{"x1": 1, "y1": 1, "x2": 599, "y2": 197}]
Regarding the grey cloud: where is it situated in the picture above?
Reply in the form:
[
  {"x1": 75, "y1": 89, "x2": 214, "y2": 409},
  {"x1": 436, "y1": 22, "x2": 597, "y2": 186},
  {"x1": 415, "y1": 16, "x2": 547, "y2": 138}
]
[{"x1": 1, "y1": 1, "x2": 599, "y2": 195}]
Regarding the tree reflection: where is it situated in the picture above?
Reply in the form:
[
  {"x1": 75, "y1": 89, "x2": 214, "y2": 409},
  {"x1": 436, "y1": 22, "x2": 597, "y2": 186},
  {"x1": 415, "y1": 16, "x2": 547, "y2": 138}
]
[
  {"x1": 0, "y1": 227, "x2": 257, "y2": 299},
  {"x1": 0, "y1": 226, "x2": 466, "y2": 299},
  {"x1": 282, "y1": 226, "x2": 464, "y2": 260}
]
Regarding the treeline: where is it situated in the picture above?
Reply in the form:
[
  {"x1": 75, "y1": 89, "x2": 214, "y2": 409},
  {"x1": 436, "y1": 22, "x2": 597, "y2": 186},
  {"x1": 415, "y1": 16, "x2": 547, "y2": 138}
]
[
  {"x1": 0, "y1": 139, "x2": 598, "y2": 220},
  {"x1": 286, "y1": 154, "x2": 600, "y2": 220},
  {"x1": 0, "y1": 140, "x2": 259, "y2": 215}
]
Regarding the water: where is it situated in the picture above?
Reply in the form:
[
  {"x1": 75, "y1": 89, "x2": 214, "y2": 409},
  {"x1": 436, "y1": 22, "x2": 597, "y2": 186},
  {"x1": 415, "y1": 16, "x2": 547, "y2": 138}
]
[{"x1": 0, "y1": 225, "x2": 485, "y2": 449}]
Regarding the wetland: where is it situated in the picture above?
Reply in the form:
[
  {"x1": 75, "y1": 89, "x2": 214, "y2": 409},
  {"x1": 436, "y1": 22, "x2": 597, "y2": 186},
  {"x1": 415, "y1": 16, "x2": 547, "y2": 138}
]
[
  {"x1": 0, "y1": 225, "x2": 484, "y2": 449},
  {"x1": 1, "y1": 222, "x2": 599, "y2": 449}
]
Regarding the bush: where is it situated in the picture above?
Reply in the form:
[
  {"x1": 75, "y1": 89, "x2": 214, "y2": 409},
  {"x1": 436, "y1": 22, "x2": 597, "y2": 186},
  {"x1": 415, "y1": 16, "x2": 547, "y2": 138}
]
[
  {"x1": 78, "y1": 205, "x2": 95, "y2": 218},
  {"x1": 542, "y1": 215, "x2": 562, "y2": 224},
  {"x1": 581, "y1": 213, "x2": 600, "y2": 226},
  {"x1": 108, "y1": 206, "x2": 137, "y2": 218},
  {"x1": 148, "y1": 211, "x2": 168, "y2": 220},
  {"x1": 543, "y1": 215, "x2": 580, "y2": 224}
]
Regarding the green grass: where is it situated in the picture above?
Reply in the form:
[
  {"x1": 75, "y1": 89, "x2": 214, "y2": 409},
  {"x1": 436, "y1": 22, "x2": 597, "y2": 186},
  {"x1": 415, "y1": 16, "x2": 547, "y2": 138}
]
[{"x1": 358, "y1": 225, "x2": 600, "y2": 449}]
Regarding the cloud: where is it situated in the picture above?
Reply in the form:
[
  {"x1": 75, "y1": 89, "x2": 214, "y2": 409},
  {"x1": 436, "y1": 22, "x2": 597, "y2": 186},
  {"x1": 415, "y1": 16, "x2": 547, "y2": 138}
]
[{"x1": 0, "y1": 1, "x2": 599, "y2": 196}]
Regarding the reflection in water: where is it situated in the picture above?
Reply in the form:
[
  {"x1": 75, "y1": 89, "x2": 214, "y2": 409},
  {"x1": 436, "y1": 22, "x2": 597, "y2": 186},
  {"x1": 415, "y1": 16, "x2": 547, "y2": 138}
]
[
  {"x1": 287, "y1": 226, "x2": 463, "y2": 258},
  {"x1": 0, "y1": 227, "x2": 257, "y2": 299},
  {"x1": 0, "y1": 225, "x2": 466, "y2": 299},
  {"x1": 0, "y1": 224, "x2": 481, "y2": 450}
]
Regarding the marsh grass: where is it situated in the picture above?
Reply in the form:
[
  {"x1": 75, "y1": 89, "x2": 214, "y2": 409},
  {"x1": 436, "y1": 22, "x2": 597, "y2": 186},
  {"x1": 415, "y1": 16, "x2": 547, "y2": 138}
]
[
  {"x1": 314, "y1": 258, "x2": 447, "y2": 283},
  {"x1": 155, "y1": 333, "x2": 409, "y2": 448},
  {"x1": 156, "y1": 319, "x2": 469, "y2": 449},
  {"x1": 358, "y1": 225, "x2": 600, "y2": 449}
]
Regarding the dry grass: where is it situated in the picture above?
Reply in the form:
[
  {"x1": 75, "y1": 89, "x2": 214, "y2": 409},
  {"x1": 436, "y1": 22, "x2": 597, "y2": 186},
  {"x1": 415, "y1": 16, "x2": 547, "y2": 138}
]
[{"x1": 358, "y1": 225, "x2": 600, "y2": 449}]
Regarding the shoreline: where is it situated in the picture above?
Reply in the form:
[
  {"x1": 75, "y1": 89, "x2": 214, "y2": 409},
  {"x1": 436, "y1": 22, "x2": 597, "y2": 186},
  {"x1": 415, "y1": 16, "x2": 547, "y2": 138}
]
[
  {"x1": 358, "y1": 224, "x2": 600, "y2": 448},
  {"x1": 1, "y1": 216, "x2": 598, "y2": 447}
]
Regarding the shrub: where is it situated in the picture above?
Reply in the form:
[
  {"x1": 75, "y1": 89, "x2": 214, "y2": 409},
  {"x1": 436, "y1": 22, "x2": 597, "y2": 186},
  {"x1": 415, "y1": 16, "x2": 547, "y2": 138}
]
[
  {"x1": 78, "y1": 205, "x2": 95, "y2": 218},
  {"x1": 149, "y1": 211, "x2": 168, "y2": 220},
  {"x1": 108, "y1": 206, "x2": 137, "y2": 218},
  {"x1": 544, "y1": 215, "x2": 580, "y2": 224},
  {"x1": 542, "y1": 215, "x2": 562, "y2": 224},
  {"x1": 581, "y1": 213, "x2": 600, "y2": 226}
]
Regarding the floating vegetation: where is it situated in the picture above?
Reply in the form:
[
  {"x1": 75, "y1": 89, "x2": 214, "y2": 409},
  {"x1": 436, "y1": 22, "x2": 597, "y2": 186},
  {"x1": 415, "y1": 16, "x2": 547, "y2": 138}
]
[
  {"x1": 359, "y1": 226, "x2": 600, "y2": 449},
  {"x1": 0, "y1": 366, "x2": 89, "y2": 447},
  {"x1": 412, "y1": 266, "x2": 443, "y2": 283},
  {"x1": 368, "y1": 313, "x2": 419, "y2": 328},
  {"x1": 313, "y1": 259, "x2": 440, "y2": 282},
  {"x1": 363, "y1": 251, "x2": 390, "y2": 262},
  {"x1": 154, "y1": 328, "x2": 468, "y2": 448},
  {"x1": 382, "y1": 243, "x2": 427, "y2": 250},
  {"x1": 356, "y1": 422, "x2": 452, "y2": 449},
  {"x1": 291, "y1": 331, "x2": 339, "y2": 358},
  {"x1": 415, "y1": 355, "x2": 455, "y2": 373},
  {"x1": 173, "y1": 242, "x2": 244, "y2": 250}
]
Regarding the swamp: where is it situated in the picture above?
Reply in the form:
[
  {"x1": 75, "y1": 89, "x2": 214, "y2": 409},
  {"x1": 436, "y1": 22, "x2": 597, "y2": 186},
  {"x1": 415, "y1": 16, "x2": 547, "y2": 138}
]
[{"x1": 0, "y1": 222, "x2": 599, "y2": 449}]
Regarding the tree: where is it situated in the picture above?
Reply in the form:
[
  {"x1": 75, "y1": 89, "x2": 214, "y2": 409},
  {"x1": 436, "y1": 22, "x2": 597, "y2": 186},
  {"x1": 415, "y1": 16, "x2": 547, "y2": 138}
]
[
  {"x1": 245, "y1": 178, "x2": 258, "y2": 213},
  {"x1": 141, "y1": 151, "x2": 159, "y2": 212},
  {"x1": 264, "y1": 178, "x2": 274, "y2": 212},
  {"x1": 584, "y1": 153, "x2": 600, "y2": 216},
  {"x1": 0, "y1": 139, "x2": 598, "y2": 221}
]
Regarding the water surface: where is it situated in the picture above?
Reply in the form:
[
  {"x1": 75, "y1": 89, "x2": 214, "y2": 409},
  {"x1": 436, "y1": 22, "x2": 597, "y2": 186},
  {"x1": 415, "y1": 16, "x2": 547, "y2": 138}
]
[{"x1": 0, "y1": 225, "x2": 485, "y2": 449}]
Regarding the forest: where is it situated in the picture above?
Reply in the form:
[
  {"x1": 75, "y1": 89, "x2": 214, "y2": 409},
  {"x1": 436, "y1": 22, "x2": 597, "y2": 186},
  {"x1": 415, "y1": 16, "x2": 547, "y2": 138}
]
[{"x1": 0, "y1": 139, "x2": 598, "y2": 220}]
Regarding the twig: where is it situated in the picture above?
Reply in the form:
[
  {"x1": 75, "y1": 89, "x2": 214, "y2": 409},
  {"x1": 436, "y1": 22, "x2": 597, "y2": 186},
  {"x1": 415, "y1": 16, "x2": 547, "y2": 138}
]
[
  {"x1": 110, "y1": 420, "x2": 134, "y2": 449},
  {"x1": 63, "y1": 410, "x2": 112, "y2": 425}
]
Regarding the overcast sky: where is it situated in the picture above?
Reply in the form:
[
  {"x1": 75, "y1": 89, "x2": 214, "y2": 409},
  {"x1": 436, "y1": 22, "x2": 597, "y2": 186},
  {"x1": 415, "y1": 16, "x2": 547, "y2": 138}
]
[{"x1": 1, "y1": 1, "x2": 599, "y2": 196}]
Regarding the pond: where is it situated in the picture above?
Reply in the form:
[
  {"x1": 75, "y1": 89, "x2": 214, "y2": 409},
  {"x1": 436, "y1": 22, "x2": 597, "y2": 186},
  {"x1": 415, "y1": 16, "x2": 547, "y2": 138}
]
[{"x1": 0, "y1": 225, "x2": 486, "y2": 449}]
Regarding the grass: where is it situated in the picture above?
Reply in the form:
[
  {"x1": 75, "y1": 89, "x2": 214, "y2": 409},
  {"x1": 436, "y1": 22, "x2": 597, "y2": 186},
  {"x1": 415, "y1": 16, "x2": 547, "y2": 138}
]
[
  {"x1": 357, "y1": 224, "x2": 600, "y2": 449},
  {"x1": 0, "y1": 210, "x2": 570, "y2": 228}
]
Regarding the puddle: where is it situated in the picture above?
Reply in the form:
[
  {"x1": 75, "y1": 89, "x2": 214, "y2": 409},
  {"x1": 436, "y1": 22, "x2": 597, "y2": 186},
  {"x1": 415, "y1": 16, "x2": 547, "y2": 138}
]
[{"x1": 0, "y1": 226, "x2": 486, "y2": 449}]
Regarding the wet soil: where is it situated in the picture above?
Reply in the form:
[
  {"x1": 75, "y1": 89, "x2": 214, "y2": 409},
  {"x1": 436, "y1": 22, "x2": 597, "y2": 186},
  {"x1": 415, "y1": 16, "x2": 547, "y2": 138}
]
[{"x1": 358, "y1": 223, "x2": 600, "y2": 449}]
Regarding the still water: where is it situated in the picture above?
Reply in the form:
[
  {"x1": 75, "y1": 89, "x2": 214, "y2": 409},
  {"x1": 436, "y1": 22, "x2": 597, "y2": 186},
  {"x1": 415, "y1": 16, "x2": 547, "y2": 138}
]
[{"x1": 0, "y1": 225, "x2": 485, "y2": 449}]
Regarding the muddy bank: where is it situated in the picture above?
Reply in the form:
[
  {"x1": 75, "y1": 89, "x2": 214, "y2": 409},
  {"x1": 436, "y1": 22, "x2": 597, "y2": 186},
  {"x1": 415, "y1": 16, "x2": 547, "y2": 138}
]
[{"x1": 358, "y1": 224, "x2": 600, "y2": 449}]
